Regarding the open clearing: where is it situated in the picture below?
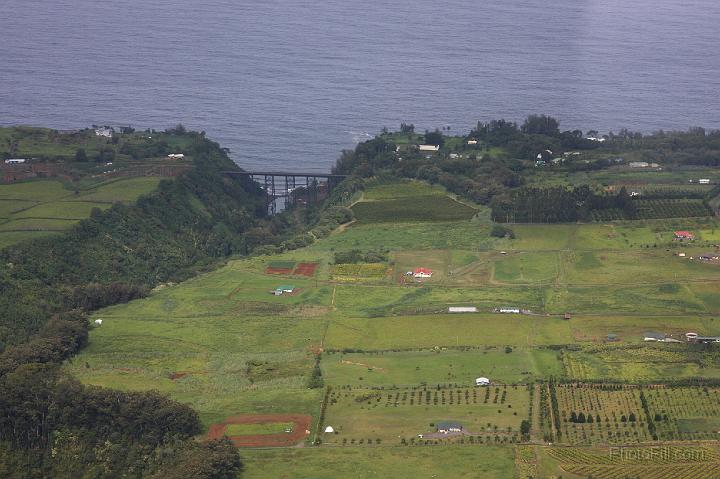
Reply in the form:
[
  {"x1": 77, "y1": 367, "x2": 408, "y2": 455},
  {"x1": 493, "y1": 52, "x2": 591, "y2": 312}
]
[
  {"x1": 65, "y1": 180, "x2": 720, "y2": 477},
  {"x1": 207, "y1": 414, "x2": 311, "y2": 447},
  {"x1": 0, "y1": 177, "x2": 162, "y2": 247}
]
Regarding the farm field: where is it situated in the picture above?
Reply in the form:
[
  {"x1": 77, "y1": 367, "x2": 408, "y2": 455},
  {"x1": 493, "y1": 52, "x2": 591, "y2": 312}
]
[
  {"x1": 241, "y1": 446, "x2": 516, "y2": 479},
  {"x1": 322, "y1": 385, "x2": 529, "y2": 445},
  {"x1": 64, "y1": 179, "x2": 720, "y2": 478},
  {"x1": 0, "y1": 177, "x2": 163, "y2": 247},
  {"x1": 543, "y1": 445, "x2": 720, "y2": 479},
  {"x1": 352, "y1": 195, "x2": 477, "y2": 223},
  {"x1": 322, "y1": 348, "x2": 564, "y2": 387}
]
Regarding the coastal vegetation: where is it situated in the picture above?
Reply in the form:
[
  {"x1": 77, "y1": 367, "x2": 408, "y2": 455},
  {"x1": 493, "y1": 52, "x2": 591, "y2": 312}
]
[{"x1": 2, "y1": 119, "x2": 720, "y2": 477}]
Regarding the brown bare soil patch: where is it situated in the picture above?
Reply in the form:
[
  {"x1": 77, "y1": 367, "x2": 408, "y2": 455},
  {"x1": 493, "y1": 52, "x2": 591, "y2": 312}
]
[
  {"x1": 293, "y1": 263, "x2": 318, "y2": 277},
  {"x1": 207, "y1": 414, "x2": 311, "y2": 447},
  {"x1": 340, "y1": 360, "x2": 385, "y2": 371}
]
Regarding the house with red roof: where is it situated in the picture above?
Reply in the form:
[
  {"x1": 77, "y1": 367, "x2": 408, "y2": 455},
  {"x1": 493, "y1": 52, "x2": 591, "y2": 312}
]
[
  {"x1": 413, "y1": 267, "x2": 433, "y2": 278},
  {"x1": 674, "y1": 231, "x2": 694, "y2": 240}
]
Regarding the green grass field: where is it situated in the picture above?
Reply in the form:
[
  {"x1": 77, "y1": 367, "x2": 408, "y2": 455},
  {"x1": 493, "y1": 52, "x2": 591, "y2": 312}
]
[
  {"x1": 352, "y1": 196, "x2": 477, "y2": 223},
  {"x1": 322, "y1": 385, "x2": 529, "y2": 444},
  {"x1": 64, "y1": 180, "x2": 720, "y2": 478},
  {"x1": 241, "y1": 446, "x2": 515, "y2": 479},
  {"x1": 0, "y1": 177, "x2": 163, "y2": 248}
]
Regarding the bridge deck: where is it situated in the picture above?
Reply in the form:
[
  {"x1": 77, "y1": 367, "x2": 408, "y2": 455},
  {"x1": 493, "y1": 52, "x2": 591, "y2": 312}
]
[{"x1": 223, "y1": 170, "x2": 346, "y2": 178}]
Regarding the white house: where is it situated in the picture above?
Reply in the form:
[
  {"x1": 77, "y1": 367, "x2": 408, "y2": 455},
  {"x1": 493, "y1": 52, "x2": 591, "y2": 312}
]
[
  {"x1": 324, "y1": 426, "x2": 334, "y2": 433},
  {"x1": 94, "y1": 319, "x2": 103, "y2": 326},
  {"x1": 467, "y1": 139, "x2": 478, "y2": 145},
  {"x1": 413, "y1": 268, "x2": 433, "y2": 278},
  {"x1": 449, "y1": 307, "x2": 478, "y2": 313},
  {"x1": 95, "y1": 127, "x2": 113, "y2": 137},
  {"x1": 418, "y1": 144, "x2": 440, "y2": 152},
  {"x1": 4, "y1": 159, "x2": 27, "y2": 164},
  {"x1": 475, "y1": 377, "x2": 490, "y2": 386}
]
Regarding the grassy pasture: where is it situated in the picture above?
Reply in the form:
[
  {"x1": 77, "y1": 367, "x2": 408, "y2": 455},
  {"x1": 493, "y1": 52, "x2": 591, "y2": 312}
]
[
  {"x1": 0, "y1": 177, "x2": 163, "y2": 248},
  {"x1": 352, "y1": 196, "x2": 477, "y2": 223},
  {"x1": 322, "y1": 348, "x2": 563, "y2": 387},
  {"x1": 241, "y1": 446, "x2": 515, "y2": 479},
  {"x1": 62, "y1": 187, "x2": 720, "y2": 478},
  {"x1": 309, "y1": 207, "x2": 497, "y2": 252},
  {"x1": 361, "y1": 180, "x2": 447, "y2": 199},
  {"x1": 322, "y1": 385, "x2": 529, "y2": 444},
  {"x1": 324, "y1": 314, "x2": 573, "y2": 350}
]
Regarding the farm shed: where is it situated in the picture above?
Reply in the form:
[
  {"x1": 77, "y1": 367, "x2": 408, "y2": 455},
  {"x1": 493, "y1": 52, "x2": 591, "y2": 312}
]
[
  {"x1": 436, "y1": 421, "x2": 463, "y2": 434},
  {"x1": 94, "y1": 319, "x2": 103, "y2": 326},
  {"x1": 698, "y1": 253, "x2": 719, "y2": 261},
  {"x1": 418, "y1": 144, "x2": 440, "y2": 152},
  {"x1": 643, "y1": 331, "x2": 666, "y2": 342},
  {"x1": 449, "y1": 307, "x2": 477, "y2": 313},
  {"x1": 167, "y1": 153, "x2": 185, "y2": 159},
  {"x1": 467, "y1": 139, "x2": 478, "y2": 145},
  {"x1": 496, "y1": 307, "x2": 521, "y2": 314},
  {"x1": 4, "y1": 159, "x2": 27, "y2": 164},
  {"x1": 475, "y1": 377, "x2": 490, "y2": 386},
  {"x1": 324, "y1": 426, "x2": 334, "y2": 433},
  {"x1": 413, "y1": 268, "x2": 433, "y2": 278}
]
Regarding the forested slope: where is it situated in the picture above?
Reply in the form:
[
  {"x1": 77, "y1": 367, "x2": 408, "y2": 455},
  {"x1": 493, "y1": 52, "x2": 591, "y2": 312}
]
[{"x1": 0, "y1": 132, "x2": 284, "y2": 478}]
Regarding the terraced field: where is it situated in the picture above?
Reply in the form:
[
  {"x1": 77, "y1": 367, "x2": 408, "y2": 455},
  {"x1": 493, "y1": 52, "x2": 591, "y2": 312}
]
[{"x1": 0, "y1": 177, "x2": 163, "y2": 248}]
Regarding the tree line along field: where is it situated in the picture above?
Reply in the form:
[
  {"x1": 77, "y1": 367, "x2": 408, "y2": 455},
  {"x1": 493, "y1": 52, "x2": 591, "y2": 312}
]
[
  {"x1": 63, "y1": 180, "x2": 720, "y2": 477},
  {"x1": 0, "y1": 177, "x2": 163, "y2": 248}
]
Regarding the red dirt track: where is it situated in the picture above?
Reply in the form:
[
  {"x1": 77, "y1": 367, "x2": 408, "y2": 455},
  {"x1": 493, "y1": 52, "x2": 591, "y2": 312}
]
[
  {"x1": 293, "y1": 263, "x2": 317, "y2": 276},
  {"x1": 207, "y1": 414, "x2": 311, "y2": 447}
]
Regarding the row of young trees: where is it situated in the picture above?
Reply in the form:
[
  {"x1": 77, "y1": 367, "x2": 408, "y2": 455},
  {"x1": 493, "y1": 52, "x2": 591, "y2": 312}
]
[{"x1": 490, "y1": 186, "x2": 638, "y2": 223}]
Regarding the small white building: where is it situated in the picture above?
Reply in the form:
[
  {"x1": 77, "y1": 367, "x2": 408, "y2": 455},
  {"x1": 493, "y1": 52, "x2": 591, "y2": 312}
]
[
  {"x1": 4, "y1": 158, "x2": 27, "y2": 164},
  {"x1": 475, "y1": 377, "x2": 490, "y2": 386},
  {"x1": 699, "y1": 179, "x2": 711, "y2": 184},
  {"x1": 167, "y1": 153, "x2": 185, "y2": 159},
  {"x1": 95, "y1": 127, "x2": 113, "y2": 137},
  {"x1": 94, "y1": 319, "x2": 103, "y2": 326},
  {"x1": 467, "y1": 139, "x2": 478, "y2": 145},
  {"x1": 324, "y1": 426, "x2": 334, "y2": 433},
  {"x1": 418, "y1": 144, "x2": 440, "y2": 152},
  {"x1": 449, "y1": 307, "x2": 478, "y2": 313},
  {"x1": 498, "y1": 308, "x2": 521, "y2": 314}
]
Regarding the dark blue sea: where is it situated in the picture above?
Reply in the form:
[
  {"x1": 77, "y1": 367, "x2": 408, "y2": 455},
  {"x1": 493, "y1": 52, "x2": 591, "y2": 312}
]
[{"x1": 1, "y1": 0, "x2": 719, "y2": 172}]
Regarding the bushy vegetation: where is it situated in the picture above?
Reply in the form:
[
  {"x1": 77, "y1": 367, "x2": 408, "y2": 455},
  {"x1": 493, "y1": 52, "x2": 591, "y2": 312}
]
[{"x1": 0, "y1": 130, "x2": 298, "y2": 477}]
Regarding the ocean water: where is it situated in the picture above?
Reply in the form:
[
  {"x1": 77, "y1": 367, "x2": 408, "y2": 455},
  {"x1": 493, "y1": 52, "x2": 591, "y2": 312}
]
[{"x1": 1, "y1": 0, "x2": 719, "y2": 172}]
